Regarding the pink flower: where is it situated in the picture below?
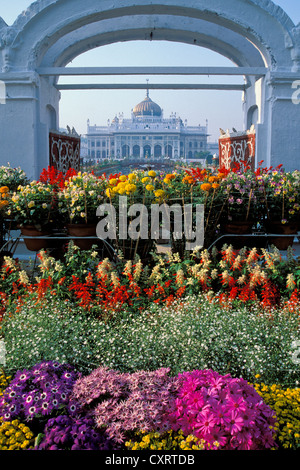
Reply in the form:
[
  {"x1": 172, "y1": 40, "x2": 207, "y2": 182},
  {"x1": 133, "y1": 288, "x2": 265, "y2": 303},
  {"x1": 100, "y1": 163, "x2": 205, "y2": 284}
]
[
  {"x1": 168, "y1": 369, "x2": 277, "y2": 450},
  {"x1": 227, "y1": 395, "x2": 248, "y2": 413},
  {"x1": 225, "y1": 409, "x2": 244, "y2": 434},
  {"x1": 194, "y1": 409, "x2": 218, "y2": 436}
]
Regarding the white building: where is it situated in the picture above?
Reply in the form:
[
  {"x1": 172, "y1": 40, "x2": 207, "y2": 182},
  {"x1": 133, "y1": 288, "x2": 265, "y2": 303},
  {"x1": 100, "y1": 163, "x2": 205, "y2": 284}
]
[{"x1": 84, "y1": 90, "x2": 209, "y2": 161}]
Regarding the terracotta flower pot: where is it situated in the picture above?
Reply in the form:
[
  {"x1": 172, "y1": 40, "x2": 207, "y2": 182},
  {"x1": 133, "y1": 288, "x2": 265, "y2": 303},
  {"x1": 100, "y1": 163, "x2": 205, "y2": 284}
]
[
  {"x1": 113, "y1": 237, "x2": 155, "y2": 263},
  {"x1": 223, "y1": 221, "x2": 254, "y2": 250},
  {"x1": 66, "y1": 223, "x2": 97, "y2": 250},
  {"x1": 224, "y1": 221, "x2": 254, "y2": 234},
  {"x1": 20, "y1": 225, "x2": 50, "y2": 252},
  {"x1": 266, "y1": 221, "x2": 298, "y2": 250}
]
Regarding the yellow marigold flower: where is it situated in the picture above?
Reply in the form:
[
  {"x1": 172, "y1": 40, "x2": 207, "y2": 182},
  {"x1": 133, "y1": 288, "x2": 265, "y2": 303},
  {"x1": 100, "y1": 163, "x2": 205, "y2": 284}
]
[
  {"x1": 154, "y1": 189, "x2": 165, "y2": 198},
  {"x1": 142, "y1": 177, "x2": 150, "y2": 184},
  {"x1": 125, "y1": 183, "x2": 136, "y2": 193},
  {"x1": 146, "y1": 184, "x2": 154, "y2": 191},
  {"x1": 119, "y1": 175, "x2": 127, "y2": 182},
  {"x1": 109, "y1": 178, "x2": 118, "y2": 186},
  {"x1": 105, "y1": 188, "x2": 113, "y2": 198},
  {"x1": 148, "y1": 170, "x2": 156, "y2": 177}
]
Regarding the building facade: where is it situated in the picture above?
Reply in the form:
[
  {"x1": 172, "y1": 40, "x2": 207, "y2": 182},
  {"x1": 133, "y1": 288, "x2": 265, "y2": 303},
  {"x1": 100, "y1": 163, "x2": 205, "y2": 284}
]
[{"x1": 83, "y1": 91, "x2": 209, "y2": 161}]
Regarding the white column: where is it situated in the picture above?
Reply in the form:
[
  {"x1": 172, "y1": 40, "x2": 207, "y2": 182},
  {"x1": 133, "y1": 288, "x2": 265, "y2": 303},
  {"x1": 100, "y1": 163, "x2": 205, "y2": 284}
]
[{"x1": 0, "y1": 72, "x2": 61, "y2": 180}]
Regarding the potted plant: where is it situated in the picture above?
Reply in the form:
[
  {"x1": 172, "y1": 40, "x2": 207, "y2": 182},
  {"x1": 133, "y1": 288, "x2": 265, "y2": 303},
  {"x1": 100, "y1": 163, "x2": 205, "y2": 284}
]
[
  {"x1": 220, "y1": 168, "x2": 260, "y2": 231},
  {"x1": 58, "y1": 171, "x2": 106, "y2": 250},
  {"x1": 259, "y1": 167, "x2": 300, "y2": 249},
  {"x1": 161, "y1": 167, "x2": 225, "y2": 254},
  {"x1": 0, "y1": 165, "x2": 28, "y2": 232},
  {"x1": 8, "y1": 181, "x2": 56, "y2": 251},
  {"x1": 103, "y1": 170, "x2": 158, "y2": 261},
  {"x1": 0, "y1": 186, "x2": 10, "y2": 262},
  {"x1": 0, "y1": 164, "x2": 28, "y2": 192}
]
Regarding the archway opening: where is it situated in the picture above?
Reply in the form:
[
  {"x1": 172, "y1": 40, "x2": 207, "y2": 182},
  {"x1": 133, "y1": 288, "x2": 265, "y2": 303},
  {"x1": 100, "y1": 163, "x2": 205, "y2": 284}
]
[{"x1": 57, "y1": 40, "x2": 247, "y2": 163}]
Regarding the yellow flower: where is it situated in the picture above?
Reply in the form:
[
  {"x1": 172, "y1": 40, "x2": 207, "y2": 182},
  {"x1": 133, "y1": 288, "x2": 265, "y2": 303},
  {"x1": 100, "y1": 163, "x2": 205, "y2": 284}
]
[
  {"x1": 28, "y1": 201, "x2": 35, "y2": 208},
  {"x1": 148, "y1": 170, "x2": 156, "y2": 177},
  {"x1": 128, "y1": 173, "x2": 136, "y2": 181},
  {"x1": 154, "y1": 189, "x2": 165, "y2": 198},
  {"x1": 105, "y1": 188, "x2": 113, "y2": 198},
  {"x1": 119, "y1": 175, "x2": 127, "y2": 182},
  {"x1": 142, "y1": 177, "x2": 150, "y2": 184},
  {"x1": 146, "y1": 184, "x2": 154, "y2": 191},
  {"x1": 125, "y1": 183, "x2": 137, "y2": 193},
  {"x1": 109, "y1": 178, "x2": 118, "y2": 186}
]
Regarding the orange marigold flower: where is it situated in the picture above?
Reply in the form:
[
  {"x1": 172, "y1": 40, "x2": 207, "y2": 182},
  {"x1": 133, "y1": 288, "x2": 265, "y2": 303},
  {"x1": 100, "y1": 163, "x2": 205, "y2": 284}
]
[
  {"x1": 200, "y1": 183, "x2": 212, "y2": 191},
  {"x1": 0, "y1": 186, "x2": 9, "y2": 193},
  {"x1": 182, "y1": 175, "x2": 194, "y2": 184}
]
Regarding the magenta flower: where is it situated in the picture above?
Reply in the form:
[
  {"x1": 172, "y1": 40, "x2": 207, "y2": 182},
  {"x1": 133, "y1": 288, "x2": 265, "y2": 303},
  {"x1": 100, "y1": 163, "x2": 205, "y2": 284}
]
[
  {"x1": 195, "y1": 409, "x2": 218, "y2": 436},
  {"x1": 227, "y1": 395, "x2": 248, "y2": 413},
  {"x1": 167, "y1": 369, "x2": 277, "y2": 450},
  {"x1": 226, "y1": 409, "x2": 244, "y2": 434}
]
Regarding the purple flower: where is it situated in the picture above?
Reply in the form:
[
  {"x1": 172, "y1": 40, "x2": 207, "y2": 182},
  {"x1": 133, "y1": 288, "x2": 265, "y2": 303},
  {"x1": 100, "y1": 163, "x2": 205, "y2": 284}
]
[
  {"x1": 0, "y1": 361, "x2": 81, "y2": 424},
  {"x1": 36, "y1": 415, "x2": 114, "y2": 450}
]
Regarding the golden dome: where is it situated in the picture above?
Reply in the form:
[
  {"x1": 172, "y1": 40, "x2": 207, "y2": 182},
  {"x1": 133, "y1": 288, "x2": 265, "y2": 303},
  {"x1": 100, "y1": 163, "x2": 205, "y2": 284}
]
[{"x1": 133, "y1": 90, "x2": 162, "y2": 117}]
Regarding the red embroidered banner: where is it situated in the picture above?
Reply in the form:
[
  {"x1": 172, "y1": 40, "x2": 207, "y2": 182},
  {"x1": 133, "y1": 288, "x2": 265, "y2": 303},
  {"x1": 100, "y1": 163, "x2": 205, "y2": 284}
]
[
  {"x1": 219, "y1": 133, "x2": 256, "y2": 170},
  {"x1": 49, "y1": 132, "x2": 80, "y2": 174}
]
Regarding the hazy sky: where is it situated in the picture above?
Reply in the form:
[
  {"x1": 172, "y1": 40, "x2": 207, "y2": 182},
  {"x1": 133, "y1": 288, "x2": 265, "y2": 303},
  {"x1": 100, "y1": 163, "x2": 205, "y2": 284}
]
[{"x1": 1, "y1": 0, "x2": 300, "y2": 143}]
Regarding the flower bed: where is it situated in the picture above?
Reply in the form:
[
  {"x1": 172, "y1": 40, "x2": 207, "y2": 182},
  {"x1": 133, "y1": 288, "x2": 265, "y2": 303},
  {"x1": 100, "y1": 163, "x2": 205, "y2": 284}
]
[
  {"x1": 0, "y1": 162, "x2": 299, "y2": 451},
  {"x1": 0, "y1": 362, "x2": 278, "y2": 450}
]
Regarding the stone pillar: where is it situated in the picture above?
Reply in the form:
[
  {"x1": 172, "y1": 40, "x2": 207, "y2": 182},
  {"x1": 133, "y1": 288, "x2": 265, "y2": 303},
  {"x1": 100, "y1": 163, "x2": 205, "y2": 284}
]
[
  {"x1": 243, "y1": 73, "x2": 300, "y2": 171},
  {"x1": 263, "y1": 72, "x2": 300, "y2": 171},
  {"x1": 0, "y1": 72, "x2": 60, "y2": 180},
  {"x1": 0, "y1": 73, "x2": 40, "y2": 180}
]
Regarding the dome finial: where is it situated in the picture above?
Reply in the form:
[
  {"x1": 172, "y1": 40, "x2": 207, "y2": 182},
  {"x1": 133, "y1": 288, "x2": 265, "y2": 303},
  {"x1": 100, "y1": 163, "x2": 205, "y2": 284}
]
[{"x1": 146, "y1": 79, "x2": 149, "y2": 98}]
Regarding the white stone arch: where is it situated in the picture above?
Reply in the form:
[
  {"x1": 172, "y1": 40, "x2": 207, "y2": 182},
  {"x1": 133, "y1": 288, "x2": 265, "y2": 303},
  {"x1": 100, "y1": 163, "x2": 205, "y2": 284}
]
[
  {"x1": 0, "y1": 0, "x2": 299, "y2": 178},
  {"x1": 247, "y1": 105, "x2": 259, "y2": 129}
]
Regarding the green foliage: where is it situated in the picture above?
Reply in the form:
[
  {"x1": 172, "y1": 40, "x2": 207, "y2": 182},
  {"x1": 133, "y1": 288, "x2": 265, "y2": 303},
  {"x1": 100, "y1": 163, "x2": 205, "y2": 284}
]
[{"x1": 1, "y1": 294, "x2": 299, "y2": 387}]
